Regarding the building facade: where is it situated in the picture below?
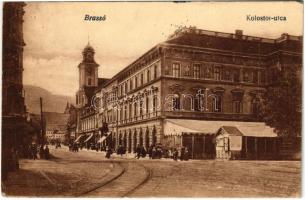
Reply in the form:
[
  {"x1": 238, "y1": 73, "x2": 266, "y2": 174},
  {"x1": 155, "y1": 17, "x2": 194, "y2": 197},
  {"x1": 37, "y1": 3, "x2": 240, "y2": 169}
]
[
  {"x1": 75, "y1": 27, "x2": 302, "y2": 159},
  {"x1": 2, "y1": 2, "x2": 27, "y2": 179}
]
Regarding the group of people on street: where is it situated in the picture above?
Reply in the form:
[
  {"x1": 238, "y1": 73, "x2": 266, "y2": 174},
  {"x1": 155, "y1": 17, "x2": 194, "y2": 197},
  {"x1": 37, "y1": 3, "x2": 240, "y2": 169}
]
[
  {"x1": 28, "y1": 144, "x2": 50, "y2": 160},
  {"x1": 147, "y1": 145, "x2": 163, "y2": 159},
  {"x1": 135, "y1": 145, "x2": 147, "y2": 159},
  {"x1": 171, "y1": 146, "x2": 190, "y2": 161},
  {"x1": 68, "y1": 142, "x2": 79, "y2": 152},
  {"x1": 66, "y1": 140, "x2": 191, "y2": 162}
]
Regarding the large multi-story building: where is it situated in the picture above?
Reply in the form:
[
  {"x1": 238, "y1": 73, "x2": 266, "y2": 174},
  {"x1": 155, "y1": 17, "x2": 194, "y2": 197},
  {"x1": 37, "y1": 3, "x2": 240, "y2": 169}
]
[
  {"x1": 75, "y1": 27, "x2": 302, "y2": 159},
  {"x1": 2, "y1": 2, "x2": 27, "y2": 179}
]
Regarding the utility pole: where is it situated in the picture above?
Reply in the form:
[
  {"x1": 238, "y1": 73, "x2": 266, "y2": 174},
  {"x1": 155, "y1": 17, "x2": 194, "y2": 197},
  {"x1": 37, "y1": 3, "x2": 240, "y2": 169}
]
[{"x1": 40, "y1": 97, "x2": 44, "y2": 147}]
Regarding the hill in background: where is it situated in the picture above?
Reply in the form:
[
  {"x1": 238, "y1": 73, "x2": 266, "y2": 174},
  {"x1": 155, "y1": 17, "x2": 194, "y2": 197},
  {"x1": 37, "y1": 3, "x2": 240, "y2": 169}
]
[{"x1": 24, "y1": 85, "x2": 74, "y2": 114}]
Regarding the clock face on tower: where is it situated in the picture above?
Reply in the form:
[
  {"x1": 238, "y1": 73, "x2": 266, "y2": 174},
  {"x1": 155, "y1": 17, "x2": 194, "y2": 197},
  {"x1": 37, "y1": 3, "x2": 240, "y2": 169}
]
[
  {"x1": 86, "y1": 52, "x2": 93, "y2": 60},
  {"x1": 86, "y1": 67, "x2": 92, "y2": 74}
]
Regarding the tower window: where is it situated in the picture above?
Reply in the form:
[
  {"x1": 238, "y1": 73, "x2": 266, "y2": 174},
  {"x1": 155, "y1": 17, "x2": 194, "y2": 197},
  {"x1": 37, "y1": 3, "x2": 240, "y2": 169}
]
[{"x1": 88, "y1": 78, "x2": 92, "y2": 86}]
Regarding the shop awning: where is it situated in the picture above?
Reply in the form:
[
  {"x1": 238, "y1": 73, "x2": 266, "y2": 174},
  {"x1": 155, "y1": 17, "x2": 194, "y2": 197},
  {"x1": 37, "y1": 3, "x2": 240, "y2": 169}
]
[
  {"x1": 164, "y1": 119, "x2": 277, "y2": 137},
  {"x1": 84, "y1": 133, "x2": 94, "y2": 143},
  {"x1": 74, "y1": 134, "x2": 84, "y2": 143},
  {"x1": 97, "y1": 132, "x2": 111, "y2": 143}
]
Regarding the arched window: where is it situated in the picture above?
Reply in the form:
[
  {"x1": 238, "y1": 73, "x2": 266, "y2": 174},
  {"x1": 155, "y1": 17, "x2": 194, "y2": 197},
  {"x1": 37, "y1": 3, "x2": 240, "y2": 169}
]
[
  {"x1": 146, "y1": 96, "x2": 149, "y2": 114},
  {"x1": 139, "y1": 100, "x2": 143, "y2": 118},
  {"x1": 134, "y1": 101, "x2": 137, "y2": 118},
  {"x1": 152, "y1": 95, "x2": 157, "y2": 113},
  {"x1": 129, "y1": 103, "x2": 132, "y2": 120},
  {"x1": 173, "y1": 94, "x2": 180, "y2": 110},
  {"x1": 212, "y1": 94, "x2": 222, "y2": 112},
  {"x1": 194, "y1": 89, "x2": 204, "y2": 111},
  {"x1": 231, "y1": 90, "x2": 244, "y2": 113}
]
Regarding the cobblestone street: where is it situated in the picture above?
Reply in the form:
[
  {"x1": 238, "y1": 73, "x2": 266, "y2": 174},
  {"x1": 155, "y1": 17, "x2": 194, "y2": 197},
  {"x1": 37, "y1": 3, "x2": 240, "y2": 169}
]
[{"x1": 2, "y1": 146, "x2": 301, "y2": 197}]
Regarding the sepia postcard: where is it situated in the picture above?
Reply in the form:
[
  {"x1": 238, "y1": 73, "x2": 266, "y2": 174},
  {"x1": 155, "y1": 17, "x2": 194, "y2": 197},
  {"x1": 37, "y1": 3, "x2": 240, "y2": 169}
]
[{"x1": 1, "y1": 1, "x2": 303, "y2": 198}]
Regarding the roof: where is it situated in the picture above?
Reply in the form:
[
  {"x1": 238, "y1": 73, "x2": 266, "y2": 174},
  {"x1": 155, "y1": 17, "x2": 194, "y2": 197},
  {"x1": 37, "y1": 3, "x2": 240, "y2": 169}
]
[
  {"x1": 98, "y1": 28, "x2": 302, "y2": 90},
  {"x1": 98, "y1": 78, "x2": 110, "y2": 88},
  {"x1": 164, "y1": 119, "x2": 277, "y2": 137},
  {"x1": 166, "y1": 27, "x2": 302, "y2": 54},
  {"x1": 221, "y1": 126, "x2": 243, "y2": 136}
]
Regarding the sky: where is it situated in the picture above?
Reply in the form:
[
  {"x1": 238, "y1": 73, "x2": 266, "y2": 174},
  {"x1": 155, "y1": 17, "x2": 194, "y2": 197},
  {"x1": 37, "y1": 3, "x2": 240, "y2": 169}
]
[{"x1": 23, "y1": 2, "x2": 303, "y2": 97}]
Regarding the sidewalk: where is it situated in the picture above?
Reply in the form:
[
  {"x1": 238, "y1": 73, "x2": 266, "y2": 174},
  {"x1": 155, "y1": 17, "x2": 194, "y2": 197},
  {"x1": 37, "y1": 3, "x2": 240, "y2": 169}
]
[
  {"x1": 2, "y1": 148, "x2": 117, "y2": 197},
  {"x1": 2, "y1": 159, "x2": 62, "y2": 197}
]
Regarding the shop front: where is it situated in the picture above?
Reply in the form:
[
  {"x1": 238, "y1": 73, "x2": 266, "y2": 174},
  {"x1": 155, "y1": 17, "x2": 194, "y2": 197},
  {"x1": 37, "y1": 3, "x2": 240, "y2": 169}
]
[
  {"x1": 215, "y1": 125, "x2": 279, "y2": 160},
  {"x1": 163, "y1": 119, "x2": 278, "y2": 160}
]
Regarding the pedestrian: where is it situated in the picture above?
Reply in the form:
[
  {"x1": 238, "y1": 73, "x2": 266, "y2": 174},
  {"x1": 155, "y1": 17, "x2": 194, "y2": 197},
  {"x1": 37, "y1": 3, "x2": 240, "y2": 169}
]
[
  {"x1": 136, "y1": 145, "x2": 141, "y2": 159},
  {"x1": 141, "y1": 146, "x2": 147, "y2": 158},
  {"x1": 105, "y1": 146, "x2": 112, "y2": 159},
  {"x1": 184, "y1": 147, "x2": 189, "y2": 161},
  {"x1": 31, "y1": 144, "x2": 37, "y2": 160},
  {"x1": 44, "y1": 145, "x2": 50, "y2": 160},
  {"x1": 156, "y1": 146, "x2": 162, "y2": 159},
  {"x1": 148, "y1": 146, "x2": 153, "y2": 159},
  {"x1": 173, "y1": 148, "x2": 178, "y2": 161},
  {"x1": 151, "y1": 146, "x2": 156, "y2": 159},
  {"x1": 180, "y1": 147, "x2": 185, "y2": 161},
  {"x1": 177, "y1": 147, "x2": 181, "y2": 161},
  {"x1": 117, "y1": 145, "x2": 124, "y2": 156},
  {"x1": 39, "y1": 145, "x2": 44, "y2": 159}
]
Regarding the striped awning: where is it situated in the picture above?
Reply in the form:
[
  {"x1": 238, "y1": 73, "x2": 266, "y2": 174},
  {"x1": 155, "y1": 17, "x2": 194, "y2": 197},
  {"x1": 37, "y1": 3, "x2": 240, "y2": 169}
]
[
  {"x1": 74, "y1": 134, "x2": 84, "y2": 143},
  {"x1": 97, "y1": 132, "x2": 111, "y2": 143},
  {"x1": 164, "y1": 119, "x2": 277, "y2": 137},
  {"x1": 84, "y1": 133, "x2": 94, "y2": 143}
]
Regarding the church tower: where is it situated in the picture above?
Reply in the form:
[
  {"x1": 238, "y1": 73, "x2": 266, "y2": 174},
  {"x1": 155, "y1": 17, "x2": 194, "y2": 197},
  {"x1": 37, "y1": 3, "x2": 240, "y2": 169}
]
[
  {"x1": 79, "y1": 43, "x2": 99, "y2": 88},
  {"x1": 76, "y1": 43, "x2": 99, "y2": 107}
]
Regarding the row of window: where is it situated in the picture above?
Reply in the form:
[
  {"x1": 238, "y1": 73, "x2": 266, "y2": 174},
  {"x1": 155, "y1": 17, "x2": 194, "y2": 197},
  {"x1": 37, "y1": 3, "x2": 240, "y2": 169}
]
[
  {"x1": 169, "y1": 62, "x2": 265, "y2": 84},
  {"x1": 81, "y1": 115, "x2": 98, "y2": 131},
  {"x1": 170, "y1": 93, "x2": 260, "y2": 114},
  {"x1": 118, "y1": 64, "x2": 158, "y2": 96},
  {"x1": 104, "y1": 95, "x2": 158, "y2": 124}
]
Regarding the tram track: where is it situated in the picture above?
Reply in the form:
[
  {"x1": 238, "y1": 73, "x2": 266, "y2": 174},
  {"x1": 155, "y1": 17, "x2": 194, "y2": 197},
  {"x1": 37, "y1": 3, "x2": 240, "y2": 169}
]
[{"x1": 78, "y1": 160, "x2": 152, "y2": 197}]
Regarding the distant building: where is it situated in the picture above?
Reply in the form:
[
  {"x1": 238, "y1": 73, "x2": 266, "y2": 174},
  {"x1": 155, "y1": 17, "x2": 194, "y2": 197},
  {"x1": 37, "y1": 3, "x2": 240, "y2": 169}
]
[
  {"x1": 66, "y1": 104, "x2": 77, "y2": 141},
  {"x1": 43, "y1": 112, "x2": 69, "y2": 143},
  {"x1": 75, "y1": 27, "x2": 302, "y2": 159}
]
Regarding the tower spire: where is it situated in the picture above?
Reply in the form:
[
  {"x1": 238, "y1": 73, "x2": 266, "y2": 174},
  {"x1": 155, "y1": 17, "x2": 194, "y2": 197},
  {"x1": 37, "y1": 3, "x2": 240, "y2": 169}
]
[{"x1": 87, "y1": 35, "x2": 90, "y2": 46}]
